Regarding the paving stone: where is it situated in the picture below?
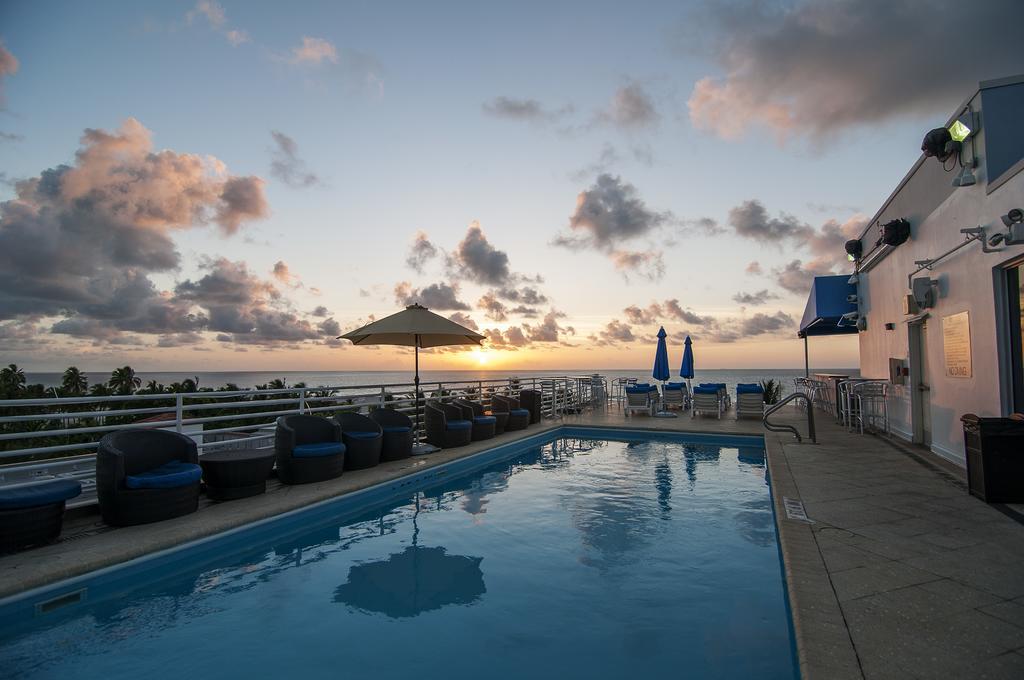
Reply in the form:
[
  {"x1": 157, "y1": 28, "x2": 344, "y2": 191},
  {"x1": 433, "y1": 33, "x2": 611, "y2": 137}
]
[
  {"x1": 980, "y1": 601, "x2": 1024, "y2": 629},
  {"x1": 831, "y1": 561, "x2": 942, "y2": 602}
]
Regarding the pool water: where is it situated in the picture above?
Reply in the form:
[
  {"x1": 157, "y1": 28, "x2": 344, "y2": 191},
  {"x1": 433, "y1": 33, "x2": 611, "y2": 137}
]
[{"x1": 0, "y1": 432, "x2": 797, "y2": 679}]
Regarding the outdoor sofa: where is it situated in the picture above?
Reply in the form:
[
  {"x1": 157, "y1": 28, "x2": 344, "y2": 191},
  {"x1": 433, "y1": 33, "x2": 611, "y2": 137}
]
[
  {"x1": 275, "y1": 414, "x2": 346, "y2": 484},
  {"x1": 96, "y1": 430, "x2": 203, "y2": 526}
]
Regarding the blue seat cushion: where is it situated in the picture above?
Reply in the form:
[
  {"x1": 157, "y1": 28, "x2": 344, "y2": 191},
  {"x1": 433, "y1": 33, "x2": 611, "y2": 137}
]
[
  {"x1": 667, "y1": 382, "x2": 686, "y2": 388},
  {"x1": 125, "y1": 461, "x2": 202, "y2": 490},
  {"x1": 0, "y1": 479, "x2": 82, "y2": 510},
  {"x1": 625, "y1": 386, "x2": 649, "y2": 394},
  {"x1": 664, "y1": 384, "x2": 683, "y2": 391},
  {"x1": 382, "y1": 426, "x2": 411, "y2": 434},
  {"x1": 473, "y1": 415, "x2": 497, "y2": 424},
  {"x1": 737, "y1": 384, "x2": 764, "y2": 394},
  {"x1": 446, "y1": 419, "x2": 473, "y2": 431},
  {"x1": 293, "y1": 442, "x2": 345, "y2": 458},
  {"x1": 693, "y1": 386, "x2": 719, "y2": 395},
  {"x1": 344, "y1": 430, "x2": 381, "y2": 440},
  {"x1": 510, "y1": 408, "x2": 530, "y2": 417}
]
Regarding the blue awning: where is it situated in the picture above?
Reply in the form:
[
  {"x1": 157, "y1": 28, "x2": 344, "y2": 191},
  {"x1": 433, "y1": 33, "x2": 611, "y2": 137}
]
[{"x1": 798, "y1": 275, "x2": 858, "y2": 338}]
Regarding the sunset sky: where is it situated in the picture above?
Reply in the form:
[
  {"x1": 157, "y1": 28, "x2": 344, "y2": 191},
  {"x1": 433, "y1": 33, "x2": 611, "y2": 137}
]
[{"x1": 2, "y1": 1, "x2": 1021, "y2": 371}]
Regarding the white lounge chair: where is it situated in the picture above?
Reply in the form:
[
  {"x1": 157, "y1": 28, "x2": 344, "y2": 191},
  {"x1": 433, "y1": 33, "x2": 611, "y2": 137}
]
[
  {"x1": 663, "y1": 383, "x2": 688, "y2": 410},
  {"x1": 691, "y1": 387, "x2": 722, "y2": 419},
  {"x1": 735, "y1": 384, "x2": 765, "y2": 420},
  {"x1": 624, "y1": 386, "x2": 653, "y2": 417}
]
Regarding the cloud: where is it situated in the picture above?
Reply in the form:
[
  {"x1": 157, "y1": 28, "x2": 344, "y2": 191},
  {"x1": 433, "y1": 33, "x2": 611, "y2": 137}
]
[
  {"x1": 609, "y1": 249, "x2": 665, "y2": 281},
  {"x1": 394, "y1": 281, "x2": 470, "y2": 311},
  {"x1": 591, "y1": 320, "x2": 635, "y2": 345},
  {"x1": 684, "y1": 0, "x2": 1024, "y2": 141},
  {"x1": 269, "y1": 131, "x2": 319, "y2": 188},
  {"x1": 311, "y1": 305, "x2": 329, "y2": 317},
  {"x1": 626, "y1": 300, "x2": 713, "y2": 326},
  {"x1": 175, "y1": 258, "x2": 327, "y2": 345},
  {"x1": 477, "y1": 293, "x2": 508, "y2": 322},
  {"x1": 558, "y1": 174, "x2": 670, "y2": 250},
  {"x1": 447, "y1": 222, "x2": 511, "y2": 285},
  {"x1": 0, "y1": 40, "x2": 16, "y2": 108},
  {"x1": 569, "y1": 143, "x2": 621, "y2": 182},
  {"x1": 447, "y1": 312, "x2": 479, "y2": 331},
  {"x1": 0, "y1": 132, "x2": 24, "y2": 143},
  {"x1": 508, "y1": 305, "x2": 538, "y2": 318},
  {"x1": 523, "y1": 310, "x2": 569, "y2": 343},
  {"x1": 555, "y1": 174, "x2": 674, "y2": 279},
  {"x1": 272, "y1": 260, "x2": 301, "y2": 287},
  {"x1": 0, "y1": 118, "x2": 267, "y2": 337},
  {"x1": 728, "y1": 199, "x2": 864, "y2": 292},
  {"x1": 289, "y1": 36, "x2": 338, "y2": 65},
  {"x1": 483, "y1": 326, "x2": 529, "y2": 349},
  {"x1": 482, "y1": 96, "x2": 573, "y2": 123},
  {"x1": 186, "y1": 1, "x2": 249, "y2": 47},
  {"x1": 729, "y1": 200, "x2": 811, "y2": 243},
  {"x1": 405, "y1": 231, "x2": 438, "y2": 273},
  {"x1": 600, "y1": 82, "x2": 658, "y2": 128},
  {"x1": 732, "y1": 289, "x2": 780, "y2": 306},
  {"x1": 493, "y1": 286, "x2": 547, "y2": 305}
]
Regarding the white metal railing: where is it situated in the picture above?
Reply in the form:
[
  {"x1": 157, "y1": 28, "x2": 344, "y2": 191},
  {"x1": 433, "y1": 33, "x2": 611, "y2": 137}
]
[{"x1": 0, "y1": 374, "x2": 607, "y2": 504}]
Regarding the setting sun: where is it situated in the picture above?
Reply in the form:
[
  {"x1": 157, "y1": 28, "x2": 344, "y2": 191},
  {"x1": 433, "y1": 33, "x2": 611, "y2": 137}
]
[{"x1": 471, "y1": 349, "x2": 489, "y2": 365}]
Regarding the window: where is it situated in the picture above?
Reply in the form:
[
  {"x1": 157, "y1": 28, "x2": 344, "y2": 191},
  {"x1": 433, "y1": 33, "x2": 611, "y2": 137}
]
[{"x1": 1009, "y1": 263, "x2": 1024, "y2": 412}]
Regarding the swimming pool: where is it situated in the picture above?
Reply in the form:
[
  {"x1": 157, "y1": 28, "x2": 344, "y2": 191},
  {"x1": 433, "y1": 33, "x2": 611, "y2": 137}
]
[{"x1": 0, "y1": 428, "x2": 797, "y2": 679}]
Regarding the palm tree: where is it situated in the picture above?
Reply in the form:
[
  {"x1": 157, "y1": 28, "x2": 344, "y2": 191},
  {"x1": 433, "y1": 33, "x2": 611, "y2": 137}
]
[
  {"x1": 108, "y1": 366, "x2": 141, "y2": 395},
  {"x1": 60, "y1": 366, "x2": 89, "y2": 396},
  {"x1": 0, "y1": 363, "x2": 26, "y2": 398},
  {"x1": 268, "y1": 378, "x2": 288, "y2": 390},
  {"x1": 140, "y1": 380, "x2": 165, "y2": 394},
  {"x1": 180, "y1": 377, "x2": 198, "y2": 393},
  {"x1": 89, "y1": 383, "x2": 113, "y2": 397}
]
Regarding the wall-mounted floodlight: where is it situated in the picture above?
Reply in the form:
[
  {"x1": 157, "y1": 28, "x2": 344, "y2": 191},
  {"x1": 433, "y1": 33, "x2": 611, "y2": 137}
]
[
  {"x1": 949, "y1": 110, "x2": 979, "y2": 142},
  {"x1": 1000, "y1": 208, "x2": 1024, "y2": 228},
  {"x1": 844, "y1": 239, "x2": 863, "y2": 261}
]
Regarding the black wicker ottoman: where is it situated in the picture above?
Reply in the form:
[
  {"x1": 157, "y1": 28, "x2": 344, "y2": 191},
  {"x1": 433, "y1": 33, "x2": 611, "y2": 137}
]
[
  {"x1": 369, "y1": 408, "x2": 414, "y2": 461},
  {"x1": 489, "y1": 411, "x2": 509, "y2": 434},
  {"x1": 0, "y1": 479, "x2": 82, "y2": 552},
  {"x1": 200, "y1": 448, "x2": 277, "y2": 500}
]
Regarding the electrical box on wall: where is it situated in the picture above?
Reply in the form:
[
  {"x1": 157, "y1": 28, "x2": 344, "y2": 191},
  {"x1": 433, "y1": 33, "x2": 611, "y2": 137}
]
[{"x1": 889, "y1": 358, "x2": 907, "y2": 384}]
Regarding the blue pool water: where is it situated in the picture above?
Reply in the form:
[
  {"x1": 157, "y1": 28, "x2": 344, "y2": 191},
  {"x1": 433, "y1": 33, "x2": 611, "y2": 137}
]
[{"x1": 0, "y1": 430, "x2": 797, "y2": 679}]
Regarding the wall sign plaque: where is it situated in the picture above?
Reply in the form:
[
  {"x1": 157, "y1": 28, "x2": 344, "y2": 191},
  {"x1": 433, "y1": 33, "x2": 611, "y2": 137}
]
[{"x1": 942, "y1": 311, "x2": 972, "y2": 379}]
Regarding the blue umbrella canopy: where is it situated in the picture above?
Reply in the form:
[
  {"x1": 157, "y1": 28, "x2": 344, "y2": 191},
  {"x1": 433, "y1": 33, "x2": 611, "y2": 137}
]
[
  {"x1": 680, "y1": 335, "x2": 694, "y2": 379},
  {"x1": 653, "y1": 327, "x2": 671, "y2": 382}
]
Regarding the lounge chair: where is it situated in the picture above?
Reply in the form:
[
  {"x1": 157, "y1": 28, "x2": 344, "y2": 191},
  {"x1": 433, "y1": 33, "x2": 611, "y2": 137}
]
[
  {"x1": 663, "y1": 382, "x2": 689, "y2": 410},
  {"x1": 424, "y1": 401, "x2": 473, "y2": 448},
  {"x1": 335, "y1": 412, "x2": 383, "y2": 470},
  {"x1": 691, "y1": 386, "x2": 723, "y2": 419},
  {"x1": 518, "y1": 389, "x2": 543, "y2": 423},
  {"x1": 96, "y1": 430, "x2": 203, "y2": 526},
  {"x1": 454, "y1": 399, "x2": 497, "y2": 441},
  {"x1": 0, "y1": 479, "x2": 82, "y2": 552},
  {"x1": 275, "y1": 415, "x2": 346, "y2": 485},
  {"x1": 492, "y1": 394, "x2": 530, "y2": 431},
  {"x1": 736, "y1": 384, "x2": 765, "y2": 419},
  {"x1": 699, "y1": 383, "x2": 730, "y2": 409},
  {"x1": 624, "y1": 386, "x2": 653, "y2": 417},
  {"x1": 368, "y1": 408, "x2": 414, "y2": 461}
]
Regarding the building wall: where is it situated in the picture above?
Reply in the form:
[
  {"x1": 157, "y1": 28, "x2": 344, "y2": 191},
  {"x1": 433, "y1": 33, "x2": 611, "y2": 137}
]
[{"x1": 857, "y1": 89, "x2": 1024, "y2": 466}]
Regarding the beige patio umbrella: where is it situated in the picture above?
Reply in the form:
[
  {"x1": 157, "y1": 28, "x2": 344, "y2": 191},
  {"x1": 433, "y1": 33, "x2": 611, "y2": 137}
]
[{"x1": 339, "y1": 303, "x2": 484, "y2": 453}]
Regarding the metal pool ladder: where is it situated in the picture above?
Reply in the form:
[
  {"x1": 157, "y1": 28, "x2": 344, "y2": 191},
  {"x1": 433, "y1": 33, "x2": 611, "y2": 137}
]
[{"x1": 763, "y1": 392, "x2": 816, "y2": 443}]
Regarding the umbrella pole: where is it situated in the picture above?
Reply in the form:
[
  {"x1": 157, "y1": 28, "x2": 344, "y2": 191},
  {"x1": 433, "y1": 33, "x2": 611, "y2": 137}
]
[
  {"x1": 411, "y1": 335, "x2": 438, "y2": 455},
  {"x1": 804, "y1": 336, "x2": 809, "y2": 378}
]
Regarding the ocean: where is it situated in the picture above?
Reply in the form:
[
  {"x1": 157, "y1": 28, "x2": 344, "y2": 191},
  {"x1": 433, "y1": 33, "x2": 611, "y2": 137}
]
[{"x1": 26, "y1": 368, "x2": 858, "y2": 396}]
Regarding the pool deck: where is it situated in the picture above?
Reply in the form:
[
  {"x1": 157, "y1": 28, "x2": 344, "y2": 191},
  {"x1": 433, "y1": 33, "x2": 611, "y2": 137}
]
[{"x1": 4, "y1": 405, "x2": 1024, "y2": 679}]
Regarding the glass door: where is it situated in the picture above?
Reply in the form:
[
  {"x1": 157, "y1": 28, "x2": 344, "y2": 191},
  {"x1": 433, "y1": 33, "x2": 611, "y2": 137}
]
[{"x1": 1008, "y1": 263, "x2": 1024, "y2": 413}]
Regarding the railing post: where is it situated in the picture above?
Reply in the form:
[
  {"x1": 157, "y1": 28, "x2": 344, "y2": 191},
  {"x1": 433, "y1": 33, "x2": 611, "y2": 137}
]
[
  {"x1": 298, "y1": 388, "x2": 306, "y2": 414},
  {"x1": 175, "y1": 393, "x2": 183, "y2": 433}
]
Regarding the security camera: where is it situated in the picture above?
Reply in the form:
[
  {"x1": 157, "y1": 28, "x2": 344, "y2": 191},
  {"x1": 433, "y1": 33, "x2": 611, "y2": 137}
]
[{"x1": 1001, "y1": 208, "x2": 1024, "y2": 227}]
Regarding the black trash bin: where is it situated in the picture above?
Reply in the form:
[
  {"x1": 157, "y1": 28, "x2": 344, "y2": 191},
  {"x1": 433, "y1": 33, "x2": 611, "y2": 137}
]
[{"x1": 961, "y1": 414, "x2": 1024, "y2": 503}]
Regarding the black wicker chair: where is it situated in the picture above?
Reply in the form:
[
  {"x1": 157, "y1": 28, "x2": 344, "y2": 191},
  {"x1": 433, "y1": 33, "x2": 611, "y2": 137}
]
[
  {"x1": 492, "y1": 395, "x2": 530, "y2": 431},
  {"x1": 518, "y1": 389, "x2": 543, "y2": 424},
  {"x1": 335, "y1": 412, "x2": 383, "y2": 470},
  {"x1": 424, "y1": 401, "x2": 473, "y2": 448},
  {"x1": 96, "y1": 430, "x2": 202, "y2": 527},
  {"x1": 275, "y1": 415, "x2": 345, "y2": 485},
  {"x1": 368, "y1": 408, "x2": 414, "y2": 461},
  {"x1": 454, "y1": 399, "x2": 497, "y2": 441},
  {"x1": 1, "y1": 479, "x2": 82, "y2": 552}
]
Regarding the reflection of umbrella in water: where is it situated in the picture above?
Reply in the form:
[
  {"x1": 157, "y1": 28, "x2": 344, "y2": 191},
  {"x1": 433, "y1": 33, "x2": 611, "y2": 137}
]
[{"x1": 333, "y1": 492, "x2": 486, "y2": 618}]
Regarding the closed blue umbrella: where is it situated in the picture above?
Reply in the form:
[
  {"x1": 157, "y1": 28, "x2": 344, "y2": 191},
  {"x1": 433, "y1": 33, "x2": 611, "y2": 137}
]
[
  {"x1": 680, "y1": 335, "x2": 694, "y2": 379},
  {"x1": 652, "y1": 327, "x2": 675, "y2": 417},
  {"x1": 653, "y1": 327, "x2": 671, "y2": 382}
]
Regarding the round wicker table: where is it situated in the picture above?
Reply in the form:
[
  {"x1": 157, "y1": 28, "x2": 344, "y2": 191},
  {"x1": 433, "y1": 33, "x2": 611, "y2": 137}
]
[{"x1": 200, "y1": 447, "x2": 277, "y2": 501}]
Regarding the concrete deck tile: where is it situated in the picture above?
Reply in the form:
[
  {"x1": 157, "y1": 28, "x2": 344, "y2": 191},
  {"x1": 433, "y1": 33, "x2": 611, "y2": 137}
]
[
  {"x1": 980, "y1": 601, "x2": 1024, "y2": 630},
  {"x1": 830, "y1": 561, "x2": 942, "y2": 602}
]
